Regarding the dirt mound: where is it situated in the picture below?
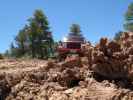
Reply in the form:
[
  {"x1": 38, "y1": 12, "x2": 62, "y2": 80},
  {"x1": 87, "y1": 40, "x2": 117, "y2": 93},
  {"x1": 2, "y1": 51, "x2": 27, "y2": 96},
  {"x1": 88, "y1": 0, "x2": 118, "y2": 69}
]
[
  {"x1": 0, "y1": 32, "x2": 133, "y2": 100},
  {"x1": 0, "y1": 58, "x2": 132, "y2": 100},
  {"x1": 83, "y1": 32, "x2": 133, "y2": 82}
]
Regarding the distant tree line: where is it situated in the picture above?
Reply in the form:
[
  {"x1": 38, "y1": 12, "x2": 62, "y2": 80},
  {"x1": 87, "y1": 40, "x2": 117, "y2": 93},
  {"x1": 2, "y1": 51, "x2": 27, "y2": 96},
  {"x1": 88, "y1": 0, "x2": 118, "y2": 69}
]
[
  {"x1": 6, "y1": 9, "x2": 54, "y2": 59},
  {"x1": 3, "y1": 2, "x2": 133, "y2": 59},
  {"x1": 5, "y1": 9, "x2": 82, "y2": 59}
]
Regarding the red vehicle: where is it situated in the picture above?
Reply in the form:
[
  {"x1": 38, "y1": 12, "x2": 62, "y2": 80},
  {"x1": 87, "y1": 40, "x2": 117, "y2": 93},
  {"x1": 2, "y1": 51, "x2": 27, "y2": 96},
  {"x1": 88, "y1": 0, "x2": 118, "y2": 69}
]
[{"x1": 57, "y1": 33, "x2": 85, "y2": 59}]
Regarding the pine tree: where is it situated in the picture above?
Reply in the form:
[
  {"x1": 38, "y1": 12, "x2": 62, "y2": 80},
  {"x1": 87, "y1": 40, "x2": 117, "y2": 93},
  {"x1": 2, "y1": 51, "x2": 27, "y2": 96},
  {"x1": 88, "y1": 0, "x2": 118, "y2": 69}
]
[
  {"x1": 70, "y1": 24, "x2": 81, "y2": 35},
  {"x1": 9, "y1": 9, "x2": 54, "y2": 59},
  {"x1": 15, "y1": 27, "x2": 28, "y2": 56},
  {"x1": 114, "y1": 31, "x2": 123, "y2": 41},
  {"x1": 125, "y1": 2, "x2": 133, "y2": 32},
  {"x1": 28, "y1": 9, "x2": 53, "y2": 58}
]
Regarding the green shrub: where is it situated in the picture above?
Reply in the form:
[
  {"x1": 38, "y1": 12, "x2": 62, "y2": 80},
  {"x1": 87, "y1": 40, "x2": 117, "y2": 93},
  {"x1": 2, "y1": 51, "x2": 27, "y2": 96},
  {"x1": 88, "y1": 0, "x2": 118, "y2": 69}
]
[{"x1": 0, "y1": 53, "x2": 4, "y2": 59}]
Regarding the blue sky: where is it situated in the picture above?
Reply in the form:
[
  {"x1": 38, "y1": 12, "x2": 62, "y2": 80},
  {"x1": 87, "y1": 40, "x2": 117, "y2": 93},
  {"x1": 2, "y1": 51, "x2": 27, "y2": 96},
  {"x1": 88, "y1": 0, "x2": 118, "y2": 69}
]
[{"x1": 0, "y1": 0, "x2": 132, "y2": 53}]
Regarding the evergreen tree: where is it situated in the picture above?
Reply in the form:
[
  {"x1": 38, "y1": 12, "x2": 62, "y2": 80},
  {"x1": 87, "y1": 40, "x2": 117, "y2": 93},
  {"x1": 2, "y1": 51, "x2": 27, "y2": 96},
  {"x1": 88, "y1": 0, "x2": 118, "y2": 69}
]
[
  {"x1": 70, "y1": 24, "x2": 81, "y2": 35},
  {"x1": 4, "y1": 50, "x2": 10, "y2": 58},
  {"x1": 15, "y1": 26, "x2": 28, "y2": 56},
  {"x1": 9, "y1": 9, "x2": 54, "y2": 58},
  {"x1": 125, "y1": 2, "x2": 133, "y2": 32},
  {"x1": 114, "y1": 31, "x2": 123, "y2": 41},
  {"x1": 28, "y1": 9, "x2": 53, "y2": 58},
  {"x1": 10, "y1": 42, "x2": 18, "y2": 57}
]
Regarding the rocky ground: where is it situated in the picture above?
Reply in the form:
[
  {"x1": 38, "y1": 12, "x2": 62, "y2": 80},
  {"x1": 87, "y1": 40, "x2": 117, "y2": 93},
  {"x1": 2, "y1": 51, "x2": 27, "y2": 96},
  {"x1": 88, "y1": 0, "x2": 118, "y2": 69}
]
[{"x1": 0, "y1": 32, "x2": 133, "y2": 100}]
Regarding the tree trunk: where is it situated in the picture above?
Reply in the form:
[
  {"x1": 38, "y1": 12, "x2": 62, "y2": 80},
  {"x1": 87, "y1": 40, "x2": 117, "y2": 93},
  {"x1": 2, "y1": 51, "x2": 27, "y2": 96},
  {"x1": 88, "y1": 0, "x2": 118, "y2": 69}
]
[
  {"x1": 21, "y1": 42, "x2": 25, "y2": 55},
  {"x1": 31, "y1": 40, "x2": 35, "y2": 58}
]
